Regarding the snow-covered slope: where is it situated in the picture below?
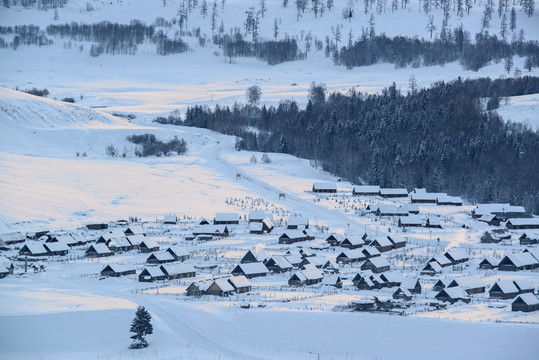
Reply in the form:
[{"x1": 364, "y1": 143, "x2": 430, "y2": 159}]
[{"x1": 0, "y1": 87, "x2": 131, "y2": 130}]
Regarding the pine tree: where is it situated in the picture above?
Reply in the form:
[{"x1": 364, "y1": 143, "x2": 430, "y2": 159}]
[
  {"x1": 129, "y1": 306, "x2": 153, "y2": 349},
  {"x1": 510, "y1": 7, "x2": 516, "y2": 32}
]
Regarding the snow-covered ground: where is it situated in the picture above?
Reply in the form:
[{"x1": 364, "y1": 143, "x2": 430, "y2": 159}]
[
  {"x1": 0, "y1": 0, "x2": 538, "y2": 116},
  {"x1": 1, "y1": 1, "x2": 539, "y2": 358},
  {"x1": 1, "y1": 89, "x2": 539, "y2": 360},
  {"x1": 497, "y1": 93, "x2": 539, "y2": 131}
]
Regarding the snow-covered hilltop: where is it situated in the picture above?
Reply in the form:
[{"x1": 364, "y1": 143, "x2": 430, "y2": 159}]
[{"x1": 0, "y1": 0, "x2": 538, "y2": 113}]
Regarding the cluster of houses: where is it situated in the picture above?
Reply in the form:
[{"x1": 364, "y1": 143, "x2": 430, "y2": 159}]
[
  {"x1": 365, "y1": 204, "x2": 443, "y2": 228},
  {"x1": 479, "y1": 249, "x2": 539, "y2": 272},
  {"x1": 312, "y1": 183, "x2": 463, "y2": 207},
  {"x1": 186, "y1": 275, "x2": 252, "y2": 297},
  {"x1": 421, "y1": 248, "x2": 470, "y2": 275},
  {"x1": 474, "y1": 203, "x2": 539, "y2": 230}
]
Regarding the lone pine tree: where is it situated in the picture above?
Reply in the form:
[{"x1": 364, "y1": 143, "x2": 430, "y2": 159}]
[{"x1": 129, "y1": 306, "x2": 153, "y2": 349}]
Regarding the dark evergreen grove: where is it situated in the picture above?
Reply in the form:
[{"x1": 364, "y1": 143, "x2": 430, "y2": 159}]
[
  {"x1": 336, "y1": 29, "x2": 539, "y2": 71},
  {"x1": 179, "y1": 76, "x2": 539, "y2": 213}
]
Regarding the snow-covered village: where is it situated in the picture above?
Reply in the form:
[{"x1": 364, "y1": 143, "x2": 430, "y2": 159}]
[{"x1": 1, "y1": 0, "x2": 539, "y2": 359}]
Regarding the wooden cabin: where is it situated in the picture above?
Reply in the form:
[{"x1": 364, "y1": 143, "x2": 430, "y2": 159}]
[
  {"x1": 435, "y1": 287, "x2": 471, "y2": 304},
  {"x1": 489, "y1": 280, "x2": 519, "y2": 299},
  {"x1": 139, "y1": 267, "x2": 166, "y2": 282},
  {"x1": 100, "y1": 264, "x2": 136, "y2": 277},
  {"x1": 264, "y1": 256, "x2": 293, "y2": 273},
  {"x1": 352, "y1": 185, "x2": 380, "y2": 196},
  {"x1": 231, "y1": 263, "x2": 269, "y2": 279},
  {"x1": 312, "y1": 182, "x2": 337, "y2": 193},
  {"x1": 160, "y1": 263, "x2": 196, "y2": 280},
  {"x1": 228, "y1": 275, "x2": 251, "y2": 293},
  {"x1": 512, "y1": 293, "x2": 539, "y2": 312},
  {"x1": 506, "y1": 218, "x2": 539, "y2": 230},
  {"x1": 214, "y1": 213, "x2": 240, "y2": 225},
  {"x1": 361, "y1": 256, "x2": 390, "y2": 273},
  {"x1": 85, "y1": 243, "x2": 114, "y2": 258}
]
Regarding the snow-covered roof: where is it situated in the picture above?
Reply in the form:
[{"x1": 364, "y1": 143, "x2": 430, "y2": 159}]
[
  {"x1": 44, "y1": 242, "x2": 69, "y2": 252},
  {"x1": 161, "y1": 262, "x2": 195, "y2": 275},
  {"x1": 437, "y1": 195, "x2": 463, "y2": 204},
  {"x1": 507, "y1": 218, "x2": 539, "y2": 226},
  {"x1": 269, "y1": 256, "x2": 293, "y2": 269},
  {"x1": 313, "y1": 182, "x2": 337, "y2": 191},
  {"x1": 445, "y1": 248, "x2": 468, "y2": 262},
  {"x1": 379, "y1": 188, "x2": 408, "y2": 196},
  {"x1": 301, "y1": 264, "x2": 323, "y2": 280},
  {"x1": 492, "y1": 280, "x2": 519, "y2": 294},
  {"x1": 378, "y1": 204, "x2": 407, "y2": 215},
  {"x1": 284, "y1": 254, "x2": 302, "y2": 266},
  {"x1": 503, "y1": 253, "x2": 538, "y2": 267},
  {"x1": 387, "y1": 234, "x2": 406, "y2": 244},
  {"x1": 234, "y1": 262, "x2": 269, "y2": 275},
  {"x1": 513, "y1": 293, "x2": 539, "y2": 306},
  {"x1": 427, "y1": 217, "x2": 442, "y2": 225},
  {"x1": 193, "y1": 224, "x2": 229, "y2": 234},
  {"x1": 411, "y1": 192, "x2": 442, "y2": 201},
  {"x1": 372, "y1": 237, "x2": 393, "y2": 247},
  {"x1": 215, "y1": 213, "x2": 239, "y2": 222},
  {"x1": 141, "y1": 266, "x2": 165, "y2": 278},
  {"x1": 280, "y1": 230, "x2": 307, "y2": 239},
  {"x1": 449, "y1": 276, "x2": 484, "y2": 290},
  {"x1": 362, "y1": 247, "x2": 381, "y2": 257},
  {"x1": 432, "y1": 255, "x2": 452, "y2": 266},
  {"x1": 228, "y1": 275, "x2": 251, "y2": 288},
  {"x1": 88, "y1": 243, "x2": 112, "y2": 254},
  {"x1": 343, "y1": 235, "x2": 365, "y2": 246},
  {"x1": 366, "y1": 256, "x2": 390, "y2": 268},
  {"x1": 126, "y1": 234, "x2": 145, "y2": 246},
  {"x1": 479, "y1": 214, "x2": 497, "y2": 222},
  {"x1": 524, "y1": 249, "x2": 539, "y2": 262},
  {"x1": 125, "y1": 225, "x2": 145, "y2": 235},
  {"x1": 108, "y1": 236, "x2": 131, "y2": 248},
  {"x1": 474, "y1": 204, "x2": 511, "y2": 215},
  {"x1": 399, "y1": 214, "x2": 423, "y2": 225},
  {"x1": 513, "y1": 279, "x2": 535, "y2": 292},
  {"x1": 423, "y1": 261, "x2": 443, "y2": 272},
  {"x1": 0, "y1": 232, "x2": 25, "y2": 243},
  {"x1": 148, "y1": 252, "x2": 175, "y2": 262},
  {"x1": 381, "y1": 272, "x2": 404, "y2": 283},
  {"x1": 52, "y1": 234, "x2": 78, "y2": 245},
  {"x1": 249, "y1": 222, "x2": 264, "y2": 231},
  {"x1": 21, "y1": 243, "x2": 48, "y2": 255},
  {"x1": 140, "y1": 238, "x2": 160, "y2": 249},
  {"x1": 322, "y1": 274, "x2": 341, "y2": 285},
  {"x1": 440, "y1": 286, "x2": 469, "y2": 299},
  {"x1": 394, "y1": 287, "x2": 412, "y2": 297},
  {"x1": 167, "y1": 246, "x2": 189, "y2": 257},
  {"x1": 353, "y1": 185, "x2": 380, "y2": 193},
  {"x1": 213, "y1": 278, "x2": 234, "y2": 292},
  {"x1": 302, "y1": 256, "x2": 325, "y2": 267},
  {"x1": 339, "y1": 249, "x2": 365, "y2": 259},
  {"x1": 102, "y1": 264, "x2": 135, "y2": 273}
]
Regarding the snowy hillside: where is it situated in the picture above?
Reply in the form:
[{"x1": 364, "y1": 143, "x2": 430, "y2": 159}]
[{"x1": 0, "y1": 0, "x2": 538, "y2": 115}]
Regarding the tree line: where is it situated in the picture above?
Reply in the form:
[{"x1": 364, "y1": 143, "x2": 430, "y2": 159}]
[
  {"x1": 335, "y1": 27, "x2": 539, "y2": 72},
  {"x1": 178, "y1": 76, "x2": 539, "y2": 213}
]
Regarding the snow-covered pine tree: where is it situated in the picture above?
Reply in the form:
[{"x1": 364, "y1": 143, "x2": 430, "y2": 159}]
[{"x1": 129, "y1": 306, "x2": 153, "y2": 349}]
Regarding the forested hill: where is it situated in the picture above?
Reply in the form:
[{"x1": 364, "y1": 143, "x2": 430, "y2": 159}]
[{"x1": 178, "y1": 76, "x2": 539, "y2": 213}]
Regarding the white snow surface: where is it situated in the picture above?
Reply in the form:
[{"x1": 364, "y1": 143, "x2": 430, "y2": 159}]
[{"x1": 1, "y1": 1, "x2": 539, "y2": 359}]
